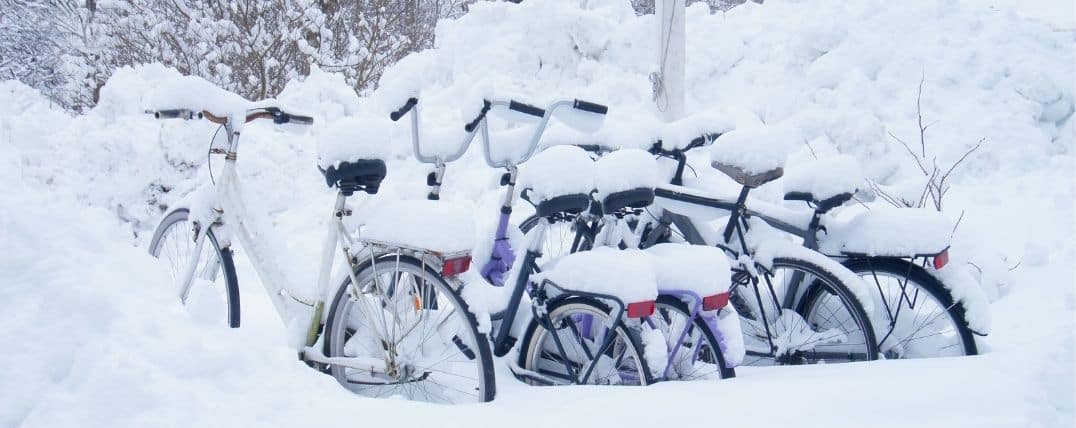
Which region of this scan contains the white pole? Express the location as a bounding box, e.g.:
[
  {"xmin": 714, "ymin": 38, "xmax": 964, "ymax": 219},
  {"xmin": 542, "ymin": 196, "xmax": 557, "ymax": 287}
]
[{"xmin": 654, "ymin": 0, "xmax": 686, "ymax": 123}]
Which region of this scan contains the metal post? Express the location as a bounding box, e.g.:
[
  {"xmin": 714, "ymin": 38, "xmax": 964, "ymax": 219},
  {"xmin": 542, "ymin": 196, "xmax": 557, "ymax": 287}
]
[{"xmin": 654, "ymin": 0, "xmax": 686, "ymax": 122}]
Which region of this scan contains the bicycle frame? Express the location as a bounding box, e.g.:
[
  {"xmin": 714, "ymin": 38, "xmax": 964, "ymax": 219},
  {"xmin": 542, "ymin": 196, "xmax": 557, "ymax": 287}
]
[{"xmin": 173, "ymin": 121, "xmax": 375, "ymax": 351}]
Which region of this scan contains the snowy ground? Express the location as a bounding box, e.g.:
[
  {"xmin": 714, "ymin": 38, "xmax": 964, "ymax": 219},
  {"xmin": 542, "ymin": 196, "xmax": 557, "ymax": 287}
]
[{"xmin": 2, "ymin": 0, "xmax": 1073, "ymax": 427}]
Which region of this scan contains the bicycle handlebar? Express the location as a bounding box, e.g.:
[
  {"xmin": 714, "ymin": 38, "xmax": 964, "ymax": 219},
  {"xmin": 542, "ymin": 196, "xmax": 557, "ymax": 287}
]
[
  {"xmin": 390, "ymin": 98, "xmax": 418, "ymax": 122},
  {"xmin": 649, "ymin": 132, "xmax": 722, "ymax": 156},
  {"xmin": 508, "ymin": 100, "xmax": 546, "ymax": 118},
  {"xmin": 151, "ymin": 109, "xmax": 203, "ymax": 120},
  {"xmin": 148, "ymin": 106, "xmax": 313, "ymax": 126},
  {"xmin": 463, "ymin": 100, "xmax": 493, "ymax": 133},
  {"xmin": 573, "ymin": 99, "xmax": 608, "ymax": 114},
  {"xmin": 389, "ymin": 96, "xmax": 608, "ymax": 167}
]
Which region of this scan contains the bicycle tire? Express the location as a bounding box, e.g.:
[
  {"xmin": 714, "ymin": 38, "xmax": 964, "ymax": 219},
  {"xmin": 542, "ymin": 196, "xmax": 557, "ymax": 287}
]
[
  {"xmin": 843, "ymin": 257, "xmax": 977, "ymax": 357},
  {"xmin": 651, "ymin": 295, "xmax": 735, "ymax": 380},
  {"xmin": 323, "ymin": 253, "xmax": 495, "ymax": 403},
  {"xmin": 148, "ymin": 208, "xmax": 241, "ymax": 328},
  {"xmin": 517, "ymin": 296, "xmax": 655, "ymax": 386},
  {"xmin": 736, "ymin": 256, "xmax": 879, "ymax": 365}
]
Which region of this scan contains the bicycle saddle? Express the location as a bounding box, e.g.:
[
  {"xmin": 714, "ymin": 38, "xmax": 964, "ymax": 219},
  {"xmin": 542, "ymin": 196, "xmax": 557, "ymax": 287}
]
[
  {"xmin": 598, "ymin": 188, "xmax": 654, "ymax": 215},
  {"xmin": 522, "ymin": 190, "xmax": 592, "ymax": 217},
  {"xmin": 708, "ymin": 125, "xmax": 797, "ymax": 188},
  {"xmin": 593, "ymin": 149, "xmax": 658, "ymax": 215},
  {"xmin": 711, "ymin": 162, "xmax": 784, "ymax": 188},
  {"xmin": 320, "ymin": 159, "xmax": 387, "ymax": 195},
  {"xmin": 781, "ymin": 155, "xmax": 863, "ymax": 212}
]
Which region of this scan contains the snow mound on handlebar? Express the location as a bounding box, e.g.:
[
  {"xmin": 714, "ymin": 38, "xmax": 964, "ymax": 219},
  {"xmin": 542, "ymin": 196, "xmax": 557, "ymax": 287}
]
[
  {"xmin": 710, "ymin": 125, "xmax": 800, "ymax": 175},
  {"xmin": 594, "ymin": 149, "xmax": 658, "ymax": 198},
  {"xmin": 782, "ymin": 155, "xmax": 864, "ymax": 201},
  {"xmin": 518, "ymin": 145, "xmax": 594, "ymax": 202},
  {"xmin": 658, "ymin": 109, "xmax": 742, "ymax": 150},
  {"xmin": 535, "ymin": 247, "xmax": 659, "ymax": 304},
  {"xmin": 646, "ymin": 244, "xmax": 732, "ymax": 296},
  {"xmin": 316, "ymin": 115, "xmax": 394, "ymax": 169},
  {"xmin": 149, "ymin": 75, "xmax": 261, "ymax": 125}
]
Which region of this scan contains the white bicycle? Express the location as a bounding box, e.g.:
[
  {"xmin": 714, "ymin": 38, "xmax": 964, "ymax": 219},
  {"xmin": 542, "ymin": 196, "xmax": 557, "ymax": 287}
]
[{"xmin": 146, "ymin": 92, "xmax": 494, "ymax": 404}]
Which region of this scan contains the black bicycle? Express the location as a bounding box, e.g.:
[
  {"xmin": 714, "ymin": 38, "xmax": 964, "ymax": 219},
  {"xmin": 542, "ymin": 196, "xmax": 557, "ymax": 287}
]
[
  {"xmin": 524, "ymin": 135, "xmax": 880, "ymax": 366},
  {"xmin": 525, "ymin": 131, "xmax": 978, "ymax": 360}
]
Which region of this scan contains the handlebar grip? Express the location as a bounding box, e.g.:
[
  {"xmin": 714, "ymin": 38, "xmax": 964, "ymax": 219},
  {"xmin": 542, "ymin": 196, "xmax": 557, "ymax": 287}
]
[
  {"xmin": 390, "ymin": 97, "xmax": 418, "ymax": 121},
  {"xmin": 288, "ymin": 114, "xmax": 314, "ymax": 125},
  {"xmin": 572, "ymin": 99, "xmax": 608, "ymax": 115},
  {"xmin": 508, "ymin": 100, "xmax": 546, "ymax": 118},
  {"xmin": 154, "ymin": 109, "xmax": 201, "ymax": 120},
  {"xmin": 464, "ymin": 100, "xmax": 492, "ymax": 133}
]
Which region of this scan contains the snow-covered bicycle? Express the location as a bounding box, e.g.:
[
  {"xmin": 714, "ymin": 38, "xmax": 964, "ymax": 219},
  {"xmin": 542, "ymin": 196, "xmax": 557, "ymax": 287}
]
[
  {"xmin": 146, "ymin": 80, "xmax": 493, "ymax": 404},
  {"xmin": 389, "ymin": 96, "xmax": 660, "ymax": 387},
  {"xmin": 523, "ymin": 128, "xmax": 881, "ymax": 366}
]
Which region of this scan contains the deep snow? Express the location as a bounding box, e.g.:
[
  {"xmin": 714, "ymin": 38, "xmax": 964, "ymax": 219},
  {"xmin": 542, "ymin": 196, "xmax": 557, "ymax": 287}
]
[{"xmin": 1, "ymin": 0, "xmax": 1073, "ymax": 427}]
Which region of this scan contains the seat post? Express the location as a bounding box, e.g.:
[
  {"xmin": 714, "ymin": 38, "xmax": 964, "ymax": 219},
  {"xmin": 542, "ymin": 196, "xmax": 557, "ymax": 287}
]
[{"xmin": 722, "ymin": 186, "xmax": 751, "ymax": 244}]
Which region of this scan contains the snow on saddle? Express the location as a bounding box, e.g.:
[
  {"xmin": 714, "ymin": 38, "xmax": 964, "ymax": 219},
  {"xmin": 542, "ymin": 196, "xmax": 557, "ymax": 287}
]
[
  {"xmin": 710, "ymin": 125, "xmax": 800, "ymax": 188},
  {"xmin": 519, "ymin": 145, "xmax": 595, "ymax": 217}
]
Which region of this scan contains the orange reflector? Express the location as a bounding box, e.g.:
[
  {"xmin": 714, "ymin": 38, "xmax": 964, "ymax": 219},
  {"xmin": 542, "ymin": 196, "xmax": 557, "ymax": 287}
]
[
  {"xmin": 933, "ymin": 249, "xmax": 949, "ymax": 270},
  {"xmin": 702, "ymin": 292, "xmax": 730, "ymax": 311},
  {"xmin": 626, "ymin": 300, "xmax": 656, "ymax": 318}
]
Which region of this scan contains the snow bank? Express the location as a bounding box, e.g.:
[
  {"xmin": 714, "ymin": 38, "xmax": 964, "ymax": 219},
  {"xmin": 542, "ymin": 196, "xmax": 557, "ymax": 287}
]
[
  {"xmin": 277, "ymin": 66, "xmax": 362, "ymax": 123},
  {"xmin": 1, "ymin": 0, "xmax": 1073, "ymax": 422}
]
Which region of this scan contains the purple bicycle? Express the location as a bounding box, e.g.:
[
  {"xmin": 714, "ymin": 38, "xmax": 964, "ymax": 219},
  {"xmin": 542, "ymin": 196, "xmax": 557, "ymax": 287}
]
[{"xmin": 390, "ymin": 96, "xmax": 661, "ymax": 387}]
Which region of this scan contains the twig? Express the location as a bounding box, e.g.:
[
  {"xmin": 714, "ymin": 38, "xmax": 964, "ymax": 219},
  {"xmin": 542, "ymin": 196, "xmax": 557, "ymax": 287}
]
[{"xmin": 951, "ymin": 209, "xmax": 965, "ymax": 236}]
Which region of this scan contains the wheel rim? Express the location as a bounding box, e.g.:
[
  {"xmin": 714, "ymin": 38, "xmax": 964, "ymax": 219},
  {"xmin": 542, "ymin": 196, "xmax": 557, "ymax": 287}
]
[
  {"xmin": 150, "ymin": 215, "xmax": 231, "ymax": 325},
  {"xmin": 862, "ymin": 271, "xmax": 967, "ymax": 358},
  {"xmin": 523, "ymin": 302, "xmax": 647, "ymax": 386},
  {"xmin": 328, "ymin": 258, "xmax": 487, "ymax": 404},
  {"xmin": 736, "ymin": 262, "xmax": 873, "ymax": 365}
]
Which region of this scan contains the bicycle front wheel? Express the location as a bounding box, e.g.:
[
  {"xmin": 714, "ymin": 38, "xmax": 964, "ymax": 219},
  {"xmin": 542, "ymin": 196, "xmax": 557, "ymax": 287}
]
[
  {"xmin": 733, "ymin": 257, "xmax": 878, "ymax": 365},
  {"xmin": 148, "ymin": 208, "xmax": 240, "ymax": 328},
  {"xmin": 323, "ymin": 254, "xmax": 495, "ymax": 404},
  {"xmin": 518, "ymin": 296, "xmax": 654, "ymax": 386},
  {"xmin": 519, "ymin": 213, "xmax": 592, "ymax": 264}
]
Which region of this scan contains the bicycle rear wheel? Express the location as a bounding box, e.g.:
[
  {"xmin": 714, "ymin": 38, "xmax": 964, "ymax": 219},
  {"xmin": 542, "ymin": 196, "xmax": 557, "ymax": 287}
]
[
  {"xmin": 324, "ymin": 253, "xmax": 495, "ymax": 404},
  {"xmin": 734, "ymin": 257, "xmax": 878, "ymax": 365},
  {"xmin": 844, "ymin": 257, "xmax": 977, "ymax": 358},
  {"xmin": 518, "ymin": 296, "xmax": 654, "ymax": 386},
  {"xmin": 148, "ymin": 208, "xmax": 240, "ymax": 328}
]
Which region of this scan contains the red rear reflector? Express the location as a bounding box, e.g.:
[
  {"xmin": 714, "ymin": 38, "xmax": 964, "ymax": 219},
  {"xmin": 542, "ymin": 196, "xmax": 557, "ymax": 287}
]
[
  {"xmin": 933, "ymin": 249, "xmax": 949, "ymax": 270},
  {"xmin": 442, "ymin": 255, "xmax": 471, "ymax": 277},
  {"xmin": 626, "ymin": 300, "xmax": 656, "ymax": 318},
  {"xmin": 702, "ymin": 292, "xmax": 730, "ymax": 311}
]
